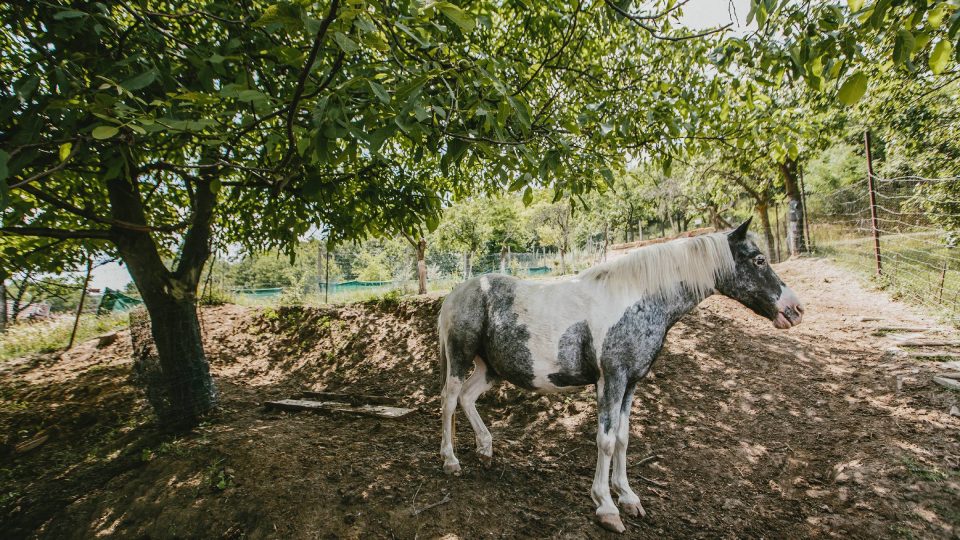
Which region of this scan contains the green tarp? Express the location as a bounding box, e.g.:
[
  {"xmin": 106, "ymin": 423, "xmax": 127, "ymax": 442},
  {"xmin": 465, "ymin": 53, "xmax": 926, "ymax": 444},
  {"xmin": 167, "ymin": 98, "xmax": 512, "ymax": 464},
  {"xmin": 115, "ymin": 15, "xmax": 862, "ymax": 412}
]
[{"xmin": 97, "ymin": 287, "xmax": 143, "ymax": 315}]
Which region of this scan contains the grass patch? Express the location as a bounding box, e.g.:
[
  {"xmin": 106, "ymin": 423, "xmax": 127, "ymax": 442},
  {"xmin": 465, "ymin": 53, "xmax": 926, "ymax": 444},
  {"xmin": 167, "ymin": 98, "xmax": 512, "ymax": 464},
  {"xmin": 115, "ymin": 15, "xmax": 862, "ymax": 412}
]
[
  {"xmin": 812, "ymin": 227, "xmax": 960, "ymax": 325},
  {"xmin": 902, "ymin": 457, "xmax": 948, "ymax": 482},
  {"xmin": 0, "ymin": 312, "xmax": 129, "ymax": 361}
]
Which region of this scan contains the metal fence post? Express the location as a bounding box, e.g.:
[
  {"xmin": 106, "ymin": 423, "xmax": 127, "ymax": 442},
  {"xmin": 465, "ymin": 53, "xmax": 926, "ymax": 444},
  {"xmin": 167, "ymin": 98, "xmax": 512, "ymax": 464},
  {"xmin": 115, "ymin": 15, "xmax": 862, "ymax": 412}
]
[{"xmin": 865, "ymin": 130, "xmax": 882, "ymax": 275}]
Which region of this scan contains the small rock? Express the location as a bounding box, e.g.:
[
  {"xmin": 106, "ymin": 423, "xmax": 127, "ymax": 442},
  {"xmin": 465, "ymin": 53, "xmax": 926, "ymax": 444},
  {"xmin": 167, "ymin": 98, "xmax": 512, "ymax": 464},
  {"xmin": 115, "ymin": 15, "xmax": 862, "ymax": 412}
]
[
  {"xmin": 949, "ymin": 406, "xmax": 960, "ymax": 417},
  {"xmin": 97, "ymin": 332, "xmax": 118, "ymax": 348}
]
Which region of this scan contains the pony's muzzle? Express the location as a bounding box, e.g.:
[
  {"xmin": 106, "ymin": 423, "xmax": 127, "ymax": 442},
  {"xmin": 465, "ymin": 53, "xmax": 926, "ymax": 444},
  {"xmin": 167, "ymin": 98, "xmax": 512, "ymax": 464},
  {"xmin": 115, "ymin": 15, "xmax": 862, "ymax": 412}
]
[{"xmin": 773, "ymin": 287, "xmax": 804, "ymax": 329}]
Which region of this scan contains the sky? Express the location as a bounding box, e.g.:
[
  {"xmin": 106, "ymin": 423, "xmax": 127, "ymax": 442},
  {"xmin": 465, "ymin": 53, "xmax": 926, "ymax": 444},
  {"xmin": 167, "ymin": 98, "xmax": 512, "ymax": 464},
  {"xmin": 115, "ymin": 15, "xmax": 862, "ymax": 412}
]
[
  {"xmin": 87, "ymin": 0, "xmax": 753, "ymax": 292},
  {"xmin": 679, "ymin": 0, "xmax": 751, "ymax": 31}
]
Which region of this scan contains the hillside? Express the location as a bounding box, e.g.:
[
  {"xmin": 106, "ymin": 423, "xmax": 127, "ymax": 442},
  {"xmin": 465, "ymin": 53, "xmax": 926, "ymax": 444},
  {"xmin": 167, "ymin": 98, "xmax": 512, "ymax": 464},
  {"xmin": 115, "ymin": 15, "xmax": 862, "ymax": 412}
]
[{"xmin": 1, "ymin": 258, "xmax": 958, "ymax": 539}]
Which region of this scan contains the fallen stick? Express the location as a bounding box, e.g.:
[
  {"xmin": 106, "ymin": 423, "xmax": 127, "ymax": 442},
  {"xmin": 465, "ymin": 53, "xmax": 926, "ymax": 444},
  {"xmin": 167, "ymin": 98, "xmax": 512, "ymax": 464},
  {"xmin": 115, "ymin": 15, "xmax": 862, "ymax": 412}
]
[
  {"xmin": 632, "ymin": 454, "xmax": 661, "ymax": 468},
  {"xmin": 637, "ymin": 475, "xmax": 668, "ymax": 488},
  {"xmin": 411, "ymin": 493, "xmax": 452, "ymax": 516},
  {"xmin": 875, "ymin": 327, "xmax": 935, "ymax": 333}
]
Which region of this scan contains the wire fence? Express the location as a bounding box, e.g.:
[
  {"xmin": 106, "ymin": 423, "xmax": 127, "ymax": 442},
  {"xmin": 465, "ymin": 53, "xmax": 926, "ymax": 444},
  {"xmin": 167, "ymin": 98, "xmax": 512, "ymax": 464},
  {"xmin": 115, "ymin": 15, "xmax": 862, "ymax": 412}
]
[
  {"xmin": 221, "ymin": 243, "xmax": 608, "ymax": 306},
  {"xmin": 806, "ymin": 142, "xmax": 960, "ymax": 323}
]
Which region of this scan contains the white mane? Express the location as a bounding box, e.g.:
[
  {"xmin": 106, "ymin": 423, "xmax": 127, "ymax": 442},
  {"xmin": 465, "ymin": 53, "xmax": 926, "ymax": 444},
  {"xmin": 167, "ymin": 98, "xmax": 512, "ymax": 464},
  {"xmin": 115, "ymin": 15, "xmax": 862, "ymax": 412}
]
[{"xmin": 581, "ymin": 232, "xmax": 735, "ymax": 300}]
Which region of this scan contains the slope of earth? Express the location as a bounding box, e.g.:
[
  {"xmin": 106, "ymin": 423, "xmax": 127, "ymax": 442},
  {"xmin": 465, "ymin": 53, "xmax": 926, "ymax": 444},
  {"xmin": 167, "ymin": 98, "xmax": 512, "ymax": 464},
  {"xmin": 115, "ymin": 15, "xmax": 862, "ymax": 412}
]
[{"xmin": 0, "ymin": 257, "xmax": 958, "ymax": 539}]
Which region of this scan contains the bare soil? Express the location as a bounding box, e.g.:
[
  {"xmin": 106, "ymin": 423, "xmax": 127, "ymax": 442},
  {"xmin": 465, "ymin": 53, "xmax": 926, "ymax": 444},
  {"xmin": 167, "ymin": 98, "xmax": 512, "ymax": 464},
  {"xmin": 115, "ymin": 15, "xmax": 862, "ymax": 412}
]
[{"xmin": 1, "ymin": 258, "xmax": 958, "ymax": 539}]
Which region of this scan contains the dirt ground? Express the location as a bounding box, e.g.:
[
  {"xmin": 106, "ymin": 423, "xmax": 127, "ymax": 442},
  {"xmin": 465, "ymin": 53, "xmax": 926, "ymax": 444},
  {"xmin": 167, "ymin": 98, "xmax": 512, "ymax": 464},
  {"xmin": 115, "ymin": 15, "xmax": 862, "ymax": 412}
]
[{"xmin": 1, "ymin": 257, "xmax": 958, "ymax": 539}]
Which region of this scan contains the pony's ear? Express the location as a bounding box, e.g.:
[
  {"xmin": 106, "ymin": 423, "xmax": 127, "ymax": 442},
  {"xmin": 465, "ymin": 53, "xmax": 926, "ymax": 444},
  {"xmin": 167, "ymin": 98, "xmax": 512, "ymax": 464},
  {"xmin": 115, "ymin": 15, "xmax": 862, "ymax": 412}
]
[{"xmin": 728, "ymin": 217, "xmax": 752, "ymax": 242}]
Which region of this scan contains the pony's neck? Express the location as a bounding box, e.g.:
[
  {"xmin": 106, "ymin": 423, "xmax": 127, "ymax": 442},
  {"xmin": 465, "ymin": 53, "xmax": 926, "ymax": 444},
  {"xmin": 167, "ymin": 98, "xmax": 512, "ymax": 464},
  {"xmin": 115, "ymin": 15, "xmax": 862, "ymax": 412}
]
[{"xmin": 635, "ymin": 283, "xmax": 711, "ymax": 329}]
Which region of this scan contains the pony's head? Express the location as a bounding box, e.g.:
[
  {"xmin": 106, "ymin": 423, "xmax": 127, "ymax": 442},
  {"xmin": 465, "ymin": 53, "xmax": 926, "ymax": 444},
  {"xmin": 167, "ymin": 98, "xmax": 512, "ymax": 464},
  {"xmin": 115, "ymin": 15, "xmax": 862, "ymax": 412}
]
[{"xmin": 715, "ymin": 218, "xmax": 804, "ymax": 329}]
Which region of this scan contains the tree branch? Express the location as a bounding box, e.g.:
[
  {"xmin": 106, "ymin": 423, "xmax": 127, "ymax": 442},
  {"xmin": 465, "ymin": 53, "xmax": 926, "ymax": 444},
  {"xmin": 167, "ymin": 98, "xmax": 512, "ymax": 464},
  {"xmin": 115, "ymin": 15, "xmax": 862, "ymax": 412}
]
[
  {"xmin": 8, "ymin": 141, "xmax": 82, "ymax": 189},
  {"xmin": 1, "ymin": 227, "xmax": 113, "ymax": 240},
  {"xmin": 605, "ymin": 0, "xmax": 731, "ymax": 41},
  {"xmin": 283, "ymin": 0, "xmax": 340, "ymax": 168}
]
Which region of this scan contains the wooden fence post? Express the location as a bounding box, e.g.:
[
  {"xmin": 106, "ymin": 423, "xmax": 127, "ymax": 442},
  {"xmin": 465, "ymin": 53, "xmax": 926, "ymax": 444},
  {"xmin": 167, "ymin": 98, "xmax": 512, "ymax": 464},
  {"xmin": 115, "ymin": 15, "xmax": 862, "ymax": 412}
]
[
  {"xmin": 324, "ymin": 244, "xmax": 331, "ymax": 304},
  {"xmin": 773, "ymin": 201, "xmax": 783, "ymax": 263},
  {"xmin": 938, "ymin": 259, "xmax": 948, "ymax": 304},
  {"xmin": 865, "ymin": 130, "xmax": 882, "ymax": 275},
  {"xmin": 799, "ymin": 165, "xmax": 813, "ymax": 251},
  {"xmin": 67, "ymin": 257, "xmax": 93, "ymax": 350}
]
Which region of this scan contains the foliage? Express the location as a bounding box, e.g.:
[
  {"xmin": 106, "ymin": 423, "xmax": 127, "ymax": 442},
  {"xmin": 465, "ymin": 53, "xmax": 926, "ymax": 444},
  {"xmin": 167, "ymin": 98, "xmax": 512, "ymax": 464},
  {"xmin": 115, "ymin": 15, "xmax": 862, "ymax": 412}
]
[{"xmin": 0, "ymin": 312, "xmax": 128, "ymax": 361}]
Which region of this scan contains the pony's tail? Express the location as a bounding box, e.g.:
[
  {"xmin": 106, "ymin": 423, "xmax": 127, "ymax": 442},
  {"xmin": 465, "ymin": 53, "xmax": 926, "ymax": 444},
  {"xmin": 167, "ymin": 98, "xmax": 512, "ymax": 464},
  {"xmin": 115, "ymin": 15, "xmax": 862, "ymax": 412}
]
[{"xmin": 438, "ymin": 319, "xmax": 447, "ymax": 392}]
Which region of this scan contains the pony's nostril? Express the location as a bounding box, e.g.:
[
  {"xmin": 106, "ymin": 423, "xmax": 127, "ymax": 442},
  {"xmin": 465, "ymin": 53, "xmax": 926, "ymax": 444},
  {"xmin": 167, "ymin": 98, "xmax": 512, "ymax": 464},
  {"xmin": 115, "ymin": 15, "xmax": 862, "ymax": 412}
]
[{"xmin": 796, "ymin": 304, "xmax": 805, "ymax": 314}]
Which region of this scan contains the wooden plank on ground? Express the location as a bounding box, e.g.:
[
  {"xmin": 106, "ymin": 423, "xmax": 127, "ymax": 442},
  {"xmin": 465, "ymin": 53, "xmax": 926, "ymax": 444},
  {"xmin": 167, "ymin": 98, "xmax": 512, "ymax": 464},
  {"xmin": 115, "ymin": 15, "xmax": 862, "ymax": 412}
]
[
  {"xmin": 265, "ymin": 399, "xmax": 416, "ymax": 419},
  {"xmin": 876, "ymin": 327, "xmax": 935, "ymax": 333},
  {"xmin": 300, "ymin": 391, "xmax": 398, "ymax": 406},
  {"xmin": 896, "ymin": 340, "xmax": 960, "ymax": 348},
  {"xmin": 933, "ymin": 376, "xmax": 960, "ymax": 391},
  {"xmin": 909, "ymin": 352, "xmax": 960, "ymax": 359}
]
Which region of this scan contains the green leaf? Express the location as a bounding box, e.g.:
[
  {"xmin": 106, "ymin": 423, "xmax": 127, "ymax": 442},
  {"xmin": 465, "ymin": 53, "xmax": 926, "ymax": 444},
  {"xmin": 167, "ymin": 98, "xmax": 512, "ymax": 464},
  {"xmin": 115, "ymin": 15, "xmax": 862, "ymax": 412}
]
[
  {"xmin": 59, "ymin": 142, "xmax": 72, "ymax": 162},
  {"xmin": 53, "ymin": 9, "xmax": 87, "ymax": 20},
  {"xmin": 368, "ymin": 81, "xmax": 391, "ymax": 105},
  {"xmin": 209, "ymin": 178, "xmax": 222, "ymax": 194},
  {"xmin": 253, "ymin": 2, "xmax": 303, "ymax": 32},
  {"xmin": 837, "ymin": 72, "xmax": 868, "ymax": 105},
  {"xmin": 928, "ymin": 3, "xmax": 950, "ymax": 28},
  {"xmin": 787, "ymin": 142, "xmax": 799, "ymax": 161},
  {"xmin": 366, "ymin": 126, "xmax": 395, "ymax": 155},
  {"xmin": 892, "ymin": 30, "xmax": 916, "ymax": 64},
  {"xmin": 522, "ymin": 186, "xmax": 533, "ymax": 206},
  {"xmin": 600, "ymin": 168, "xmax": 615, "ymax": 188},
  {"xmin": 333, "ymin": 32, "xmax": 359, "ymax": 53},
  {"xmin": 930, "ymin": 39, "xmax": 953, "ymax": 74},
  {"xmin": 425, "ymin": 213, "xmax": 440, "ymax": 233},
  {"xmin": 92, "ymin": 125, "xmax": 120, "ymax": 139},
  {"xmin": 847, "ymin": 0, "xmax": 864, "ymax": 12},
  {"xmin": 15, "ymin": 75, "xmax": 40, "ymax": 99},
  {"xmin": 120, "ymin": 70, "xmax": 157, "ymax": 91},
  {"xmin": 439, "ymin": 4, "xmax": 476, "ymax": 33},
  {"xmin": 237, "ymin": 89, "xmax": 267, "ymax": 102}
]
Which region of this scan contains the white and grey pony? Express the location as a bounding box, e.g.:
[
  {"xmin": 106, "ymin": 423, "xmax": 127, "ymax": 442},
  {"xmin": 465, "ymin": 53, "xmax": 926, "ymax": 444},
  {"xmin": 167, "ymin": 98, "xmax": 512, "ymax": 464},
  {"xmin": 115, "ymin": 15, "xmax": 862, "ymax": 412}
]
[{"xmin": 437, "ymin": 219, "xmax": 803, "ymax": 533}]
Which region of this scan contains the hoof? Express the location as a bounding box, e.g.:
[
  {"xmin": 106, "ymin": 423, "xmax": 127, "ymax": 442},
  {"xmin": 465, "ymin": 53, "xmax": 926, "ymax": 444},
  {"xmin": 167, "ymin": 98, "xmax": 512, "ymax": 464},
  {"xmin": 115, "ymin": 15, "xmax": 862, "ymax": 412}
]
[
  {"xmin": 478, "ymin": 454, "xmax": 493, "ymax": 468},
  {"xmin": 620, "ymin": 501, "xmax": 646, "ymax": 518},
  {"xmin": 597, "ymin": 513, "xmax": 626, "ymax": 533},
  {"xmin": 443, "ymin": 462, "xmax": 461, "ymax": 476}
]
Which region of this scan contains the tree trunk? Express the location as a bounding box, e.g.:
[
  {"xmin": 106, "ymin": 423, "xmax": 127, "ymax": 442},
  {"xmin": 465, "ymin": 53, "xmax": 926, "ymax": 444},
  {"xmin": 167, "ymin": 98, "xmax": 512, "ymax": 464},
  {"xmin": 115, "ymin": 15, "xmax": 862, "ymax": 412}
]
[
  {"xmin": 603, "ymin": 223, "xmax": 609, "ymax": 262},
  {"xmin": 0, "ymin": 269, "xmax": 7, "ymax": 332},
  {"xmin": 106, "ymin": 156, "xmax": 218, "ymax": 430},
  {"xmin": 416, "ymin": 238, "xmax": 427, "ymax": 294},
  {"xmin": 133, "ymin": 293, "xmax": 217, "ymax": 429},
  {"xmin": 781, "ymin": 159, "xmax": 807, "ymax": 256},
  {"xmin": 463, "ymin": 252, "xmax": 472, "ymax": 279},
  {"xmin": 756, "ymin": 200, "xmax": 776, "ymax": 259},
  {"xmin": 559, "ymin": 248, "xmax": 566, "ymax": 275},
  {"xmin": 499, "ymin": 245, "xmax": 508, "ymax": 274}
]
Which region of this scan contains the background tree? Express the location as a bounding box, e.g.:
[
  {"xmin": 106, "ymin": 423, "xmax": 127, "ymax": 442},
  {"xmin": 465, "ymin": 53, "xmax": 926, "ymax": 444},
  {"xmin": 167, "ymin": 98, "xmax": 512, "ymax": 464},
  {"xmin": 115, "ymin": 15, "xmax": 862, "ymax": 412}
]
[
  {"xmin": 526, "ymin": 194, "xmax": 575, "ymax": 274},
  {"xmin": 435, "ymin": 199, "xmax": 492, "ymax": 279}
]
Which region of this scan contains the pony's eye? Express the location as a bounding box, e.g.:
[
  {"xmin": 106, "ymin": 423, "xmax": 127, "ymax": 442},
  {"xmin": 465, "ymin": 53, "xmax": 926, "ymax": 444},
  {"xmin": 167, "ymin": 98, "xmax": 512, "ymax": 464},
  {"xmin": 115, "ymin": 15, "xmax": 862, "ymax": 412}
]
[{"xmin": 754, "ymin": 256, "xmax": 766, "ymax": 267}]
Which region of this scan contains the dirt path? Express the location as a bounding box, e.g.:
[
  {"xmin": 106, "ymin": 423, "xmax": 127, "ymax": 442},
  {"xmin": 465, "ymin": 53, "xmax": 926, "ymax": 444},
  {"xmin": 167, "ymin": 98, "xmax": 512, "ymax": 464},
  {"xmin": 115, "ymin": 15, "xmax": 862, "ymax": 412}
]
[{"xmin": 1, "ymin": 258, "xmax": 958, "ymax": 539}]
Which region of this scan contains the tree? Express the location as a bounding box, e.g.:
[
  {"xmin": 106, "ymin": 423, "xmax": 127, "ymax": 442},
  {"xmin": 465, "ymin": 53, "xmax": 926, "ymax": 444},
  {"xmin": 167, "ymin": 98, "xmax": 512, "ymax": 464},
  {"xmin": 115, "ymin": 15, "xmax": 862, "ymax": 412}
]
[
  {"xmin": 484, "ymin": 196, "xmax": 531, "ymax": 273},
  {"xmin": 0, "ymin": 0, "xmax": 745, "ymax": 428},
  {"xmin": 435, "ymin": 199, "xmax": 492, "ymax": 279},
  {"xmin": 527, "ymin": 194, "xmax": 575, "ymax": 274}
]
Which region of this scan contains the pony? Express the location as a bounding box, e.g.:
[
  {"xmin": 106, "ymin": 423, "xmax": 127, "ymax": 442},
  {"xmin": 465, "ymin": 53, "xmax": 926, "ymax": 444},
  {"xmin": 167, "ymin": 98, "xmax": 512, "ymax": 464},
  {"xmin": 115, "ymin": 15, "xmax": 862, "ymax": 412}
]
[{"xmin": 437, "ymin": 219, "xmax": 804, "ymax": 533}]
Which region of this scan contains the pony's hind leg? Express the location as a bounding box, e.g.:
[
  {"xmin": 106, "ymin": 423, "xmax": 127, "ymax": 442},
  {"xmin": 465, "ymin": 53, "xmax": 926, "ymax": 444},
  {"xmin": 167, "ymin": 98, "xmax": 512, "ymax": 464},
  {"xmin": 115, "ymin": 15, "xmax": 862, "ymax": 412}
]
[
  {"xmin": 592, "ymin": 374, "xmax": 629, "ymax": 533},
  {"xmin": 440, "ymin": 374, "xmax": 464, "ymax": 475},
  {"xmin": 611, "ymin": 382, "xmax": 645, "ymax": 518},
  {"xmin": 459, "ymin": 357, "xmax": 496, "ymax": 467}
]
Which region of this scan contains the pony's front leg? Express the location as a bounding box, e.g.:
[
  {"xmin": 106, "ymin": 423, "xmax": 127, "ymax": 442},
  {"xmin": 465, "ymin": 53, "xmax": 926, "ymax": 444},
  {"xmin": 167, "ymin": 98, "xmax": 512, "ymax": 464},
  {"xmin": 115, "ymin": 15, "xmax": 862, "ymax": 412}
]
[
  {"xmin": 611, "ymin": 383, "xmax": 645, "ymax": 518},
  {"xmin": 591, "ymin": 375, "xmax": 627, "ymax": 533}
]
